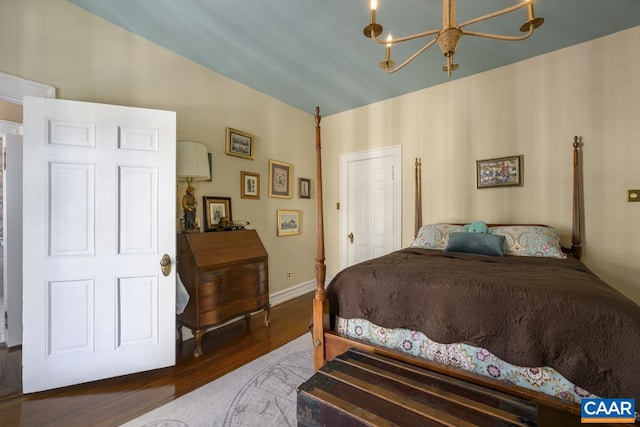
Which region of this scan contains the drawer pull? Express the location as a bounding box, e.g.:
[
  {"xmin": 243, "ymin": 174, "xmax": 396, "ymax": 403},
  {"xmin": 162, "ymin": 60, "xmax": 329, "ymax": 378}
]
[{"xmin": 215, "ymin": 297, "xmax": 223, "ymax": 306}]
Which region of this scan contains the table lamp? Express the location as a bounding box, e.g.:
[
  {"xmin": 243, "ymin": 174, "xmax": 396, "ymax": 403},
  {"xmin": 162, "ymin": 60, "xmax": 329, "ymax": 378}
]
[{"xmin": 177, "ymin": 140, "xmax": 210, "ymax": 232}]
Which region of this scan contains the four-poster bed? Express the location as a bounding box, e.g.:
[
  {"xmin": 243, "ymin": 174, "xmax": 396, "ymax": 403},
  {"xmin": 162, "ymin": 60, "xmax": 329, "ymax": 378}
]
[{"xmin": 311, "ymin": 107, "xmax": 640, "ymax": 420}]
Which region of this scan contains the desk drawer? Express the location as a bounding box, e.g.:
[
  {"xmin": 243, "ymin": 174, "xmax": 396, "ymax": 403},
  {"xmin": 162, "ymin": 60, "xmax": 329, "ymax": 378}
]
[
  {"xmin": 198, "ymin": 262, "xmax": 267, "ymax": 296},
  {"xmin": 199, "ymin": 294, "xmax": 269, "ymax": 325},
  {"xmin": 199, "ymin": 283, "xmax": 267, "ymax": 311}
]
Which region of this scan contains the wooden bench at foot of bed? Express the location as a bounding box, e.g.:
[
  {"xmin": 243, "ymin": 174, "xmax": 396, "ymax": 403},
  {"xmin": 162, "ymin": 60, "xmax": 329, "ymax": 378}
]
[
  {"xmin": 307, "ymin": 333, "xmax": 615, "ymax": 426},
  {"xmin": 297, "ymin": 347, "xmax": 539, "ymax": 427}
]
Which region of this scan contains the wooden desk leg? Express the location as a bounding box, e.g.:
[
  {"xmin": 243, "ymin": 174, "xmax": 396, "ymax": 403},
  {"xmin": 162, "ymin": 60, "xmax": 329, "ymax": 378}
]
[
  {"xmin": 194, "ymin": 329, "xmax": 205, "ymax": 358},
  {"xmin": 263, "ymin": 305, "xmax": 271, "ymax": 328}
]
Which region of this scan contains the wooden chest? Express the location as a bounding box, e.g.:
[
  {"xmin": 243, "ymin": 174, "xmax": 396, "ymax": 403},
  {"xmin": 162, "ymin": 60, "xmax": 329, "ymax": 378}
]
[
  {"xmin": 177, "ymin": 230, "xmax": 270, "ymax": 357},
  {"xmin": 297, "ymin": 348, "xmax": 538, "ymax": 427}
]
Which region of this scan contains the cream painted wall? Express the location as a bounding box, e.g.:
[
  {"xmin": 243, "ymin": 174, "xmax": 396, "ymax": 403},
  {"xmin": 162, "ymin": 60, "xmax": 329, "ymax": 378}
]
[
  {"xmin": 323, "ymin": 26, "xmax": 640, "ymax": 305},
  {"xmin": 2, "ymin": 0, "xmax": 638, "ymax": 305},
  {"xmin": 0, "ymin": 0, "xmax": 317, "ymax": 294}
]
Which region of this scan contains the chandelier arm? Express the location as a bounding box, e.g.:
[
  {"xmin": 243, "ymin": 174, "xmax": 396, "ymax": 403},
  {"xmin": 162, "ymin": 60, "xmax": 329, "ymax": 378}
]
[
  {"xmin": 458, "ymin": 0, "xmax": 533, "ymax": 29},
  {"xmin": 365, "ymin": 0, "xmax": 542, "ymax": 75},
  {"xmin": 463, "ymin": 25, "xmax": 534, "ymax": 42},
  {"xmin": 382, "ymin": 38, "xmax": 439, "ymax": 74},
  {"xmin": 371, "ymin": 28, "xmax": 441, "ymax": 45}
]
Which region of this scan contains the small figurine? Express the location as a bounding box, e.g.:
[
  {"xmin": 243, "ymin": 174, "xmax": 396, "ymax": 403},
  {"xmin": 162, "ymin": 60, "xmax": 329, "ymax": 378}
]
[{"xmin": 182, "ymin": 186, "xmax": 198, "ymax": 232}]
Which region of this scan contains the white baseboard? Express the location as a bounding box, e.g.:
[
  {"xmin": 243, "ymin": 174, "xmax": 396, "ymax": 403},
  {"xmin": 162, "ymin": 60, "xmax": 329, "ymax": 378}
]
[
  {"xmin": 269, "ymin": 279, "xmax": 316, "ymax": 306},
  {"xmin": 179, "ymin": 278, "xmax": 330, "ymax": 341}
]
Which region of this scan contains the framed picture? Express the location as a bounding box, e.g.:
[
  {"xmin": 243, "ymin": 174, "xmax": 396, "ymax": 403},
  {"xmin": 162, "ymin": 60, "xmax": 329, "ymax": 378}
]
[
  {"xmin": 203, "ymin": 196, "xmax": 232, "ymax": 231},
  {"xmin": 476, "ymin": 155, "xmax": 523, "ymax": 188},
  {"xmin": 225, "ymin": 127, "xmax": 255, "ymax": 160},
  {"xmin": 268, "ymin": 159, "xmax": 292, "ymax": 198},
  {"xmin": 205, "ymin": 153, "xmax": 213, "ymax": 181},
  {"xmin": 241, "ymin": 171, "xmax": 260, "ymax": 199},
  {"xmin": 298, "ymin": 178, "xmax": 311, "ymax": 199},
  {"xmin": 277, "ymin": 209, "xmax": 301, "ymax": 236}
]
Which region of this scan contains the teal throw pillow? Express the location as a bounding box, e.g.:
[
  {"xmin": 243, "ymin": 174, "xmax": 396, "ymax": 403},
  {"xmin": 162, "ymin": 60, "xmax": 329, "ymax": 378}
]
[{"xmin": 445, "ymin": 232, "xmax": 505, "ymax": 257}]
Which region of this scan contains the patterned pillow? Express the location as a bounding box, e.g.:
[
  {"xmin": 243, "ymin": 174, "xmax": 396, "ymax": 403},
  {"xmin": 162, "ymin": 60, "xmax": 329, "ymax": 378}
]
[
  {"xmin": 489, "ymin": 225, "xmax": 567, "ymax": 259},
  {"xmin": 410, "ymin": 223, "xmax": 464, "ymax": 250}
]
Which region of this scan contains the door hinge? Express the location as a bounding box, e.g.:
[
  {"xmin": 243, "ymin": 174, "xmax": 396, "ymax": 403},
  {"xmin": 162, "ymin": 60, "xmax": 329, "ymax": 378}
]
[
  {"xmin": 391, "ymin": 165, "xmax": 394, "ymax": 180},
  {"xmin": 3, "ymin": 146, "xmax": 6, "ymax": 171}
]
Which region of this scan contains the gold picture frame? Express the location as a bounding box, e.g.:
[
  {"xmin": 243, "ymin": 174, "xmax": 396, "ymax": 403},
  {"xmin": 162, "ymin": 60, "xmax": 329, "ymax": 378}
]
[
  {"xmin": 476, "ymin": 155, "xmax": 523, "ymax": 189},
  {"xmin": 240, "ymin": 171, "xmax": 260, "ymax": 199},
  {"xmin": 225, "ymin": 127, "xmax": 255, "ymax": 160},
  {"xmin": 298, "ymin": 178, "xmax": 311, "ymax": 199},
  {"xmin": 268, "ymin": 159, "xmax": 292, "ymax": 198},
  {"xmin": 203, "ymin": 196, "xmax": 232, "ymax": 231},
  {"xmin": 277, "ymin": 209, "xmax": 301, "ymax": 236}
]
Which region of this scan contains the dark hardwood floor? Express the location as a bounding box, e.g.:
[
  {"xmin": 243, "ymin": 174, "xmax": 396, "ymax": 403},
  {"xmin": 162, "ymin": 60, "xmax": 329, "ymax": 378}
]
[
  {"xmin": 0, "ymin": 342, "xmax": 21, "ymax": 401},
  {"xmin": 0, "ymin": 291, "xmax": 314, "ymax": 427}
]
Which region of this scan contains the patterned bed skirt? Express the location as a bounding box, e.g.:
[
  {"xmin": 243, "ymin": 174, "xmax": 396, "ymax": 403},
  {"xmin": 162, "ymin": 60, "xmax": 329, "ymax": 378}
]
[{"xmin": 335, "ymin": 316, "xmax": 596, "ymax": 403}]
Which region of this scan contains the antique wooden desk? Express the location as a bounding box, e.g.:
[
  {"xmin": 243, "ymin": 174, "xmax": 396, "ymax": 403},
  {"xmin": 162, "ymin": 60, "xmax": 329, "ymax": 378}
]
[{"xmin": 176, "ymin": 230, "xmax": 270, "ymax": 357}]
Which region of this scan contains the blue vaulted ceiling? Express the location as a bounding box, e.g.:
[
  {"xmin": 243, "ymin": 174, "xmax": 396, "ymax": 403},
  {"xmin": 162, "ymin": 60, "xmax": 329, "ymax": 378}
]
[{"xmin": 65, "ymin": 0, "xmax": 640, "ymax": 116}]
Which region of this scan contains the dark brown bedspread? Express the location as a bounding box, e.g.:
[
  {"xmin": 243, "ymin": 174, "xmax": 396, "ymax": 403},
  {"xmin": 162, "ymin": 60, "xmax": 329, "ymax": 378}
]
[{"xmin": 327, "ymin": 248, "xmax": 640, "ymax": 400}]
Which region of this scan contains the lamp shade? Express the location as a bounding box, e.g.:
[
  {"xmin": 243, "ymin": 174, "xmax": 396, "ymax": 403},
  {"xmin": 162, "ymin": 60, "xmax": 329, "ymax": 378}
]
[{"xmin": 177, "ymin": 140, "xmax": 210, "ymax": 182}]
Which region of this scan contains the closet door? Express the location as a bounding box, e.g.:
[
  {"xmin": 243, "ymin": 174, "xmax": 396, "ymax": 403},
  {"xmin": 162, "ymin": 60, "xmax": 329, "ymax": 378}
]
[{"xmin": 340, "ymin": 146, "xmax": 402, "ymax": 270}]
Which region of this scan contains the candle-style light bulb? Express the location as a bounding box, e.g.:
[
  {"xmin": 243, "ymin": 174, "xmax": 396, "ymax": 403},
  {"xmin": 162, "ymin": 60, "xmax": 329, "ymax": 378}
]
[
  {"xmin": 370, "ymin": 0, "xmax": 378, "ymax": 24},
  {"xmin": 385, "ymin": 32, "xmax": 393, "ymax": 62}
]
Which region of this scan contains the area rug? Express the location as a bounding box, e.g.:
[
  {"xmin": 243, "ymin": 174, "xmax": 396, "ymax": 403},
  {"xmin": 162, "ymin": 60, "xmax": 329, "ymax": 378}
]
[{"xmin": 121, "ymin": 333, "xmax": 314, "ymax": 427}]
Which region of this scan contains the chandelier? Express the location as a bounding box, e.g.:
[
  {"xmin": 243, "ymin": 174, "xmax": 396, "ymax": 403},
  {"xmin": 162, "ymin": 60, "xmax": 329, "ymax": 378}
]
[{"xmin": 364, "ymin": 0, "xmax": 544, "ymax": 76}]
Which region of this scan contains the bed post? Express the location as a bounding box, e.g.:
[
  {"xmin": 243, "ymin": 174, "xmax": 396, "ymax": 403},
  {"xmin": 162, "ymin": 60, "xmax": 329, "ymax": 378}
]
[
  {"xmin": 572, "ymin": 136, "xmax": 582, "ymax": 260},
  {"xmin": 312, "ymin": 106, "xmax": 328, "ymax": 370},
  {"xmin": 414, "ymin": 158, "xmax": 422, "ymax": 238}
]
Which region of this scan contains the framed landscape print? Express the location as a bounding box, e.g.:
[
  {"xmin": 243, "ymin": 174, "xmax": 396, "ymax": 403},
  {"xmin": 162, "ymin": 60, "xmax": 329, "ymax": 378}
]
[
  {"xmin": 240, "ymin": 171, "xmax": 260, "ymax": 199},
  {"xmin": 203, "ymin": 196, "xmax": 232, "ymax": 231},
  {"xmin": 298, "ymin": 178, "xmax": 311, "ymax": 199},
  {"xmin": 225, "ymin": 127, "xmax": 255, "ymax": 160},
  {"xmin": 476, "ymin": 155, "xmax": 523, "ymax": 188},
  {"xmin": 277, "ymin": 209, "xmax": 301, "ymax": 236},
  {"xmin": 268, "ymin": 159, "xmax": 292, "ymax": 198}
]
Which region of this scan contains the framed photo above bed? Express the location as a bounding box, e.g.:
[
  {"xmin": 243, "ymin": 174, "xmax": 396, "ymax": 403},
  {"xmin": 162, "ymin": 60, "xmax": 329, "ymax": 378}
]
[{"xmin": 476, "ymin": 155, "xmax": 523, "ymax": 188}]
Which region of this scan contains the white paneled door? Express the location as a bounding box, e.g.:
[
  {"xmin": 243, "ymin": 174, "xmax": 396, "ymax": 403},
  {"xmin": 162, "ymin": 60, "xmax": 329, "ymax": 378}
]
[
  {"xmin": 340, "ymin": 146, "xmax": 402, "ymax": 269},
  {"xmin": 22, "ymin": 97, "xmax": 176, "ymax": 393}
]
